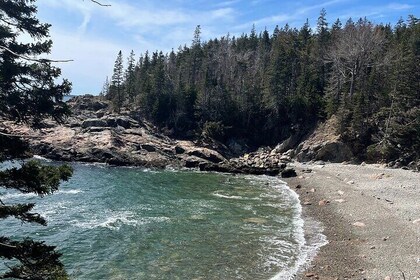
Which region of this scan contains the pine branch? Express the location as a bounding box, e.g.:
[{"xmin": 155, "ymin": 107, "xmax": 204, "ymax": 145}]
[
  {"xmin": 0, "ymin": 45, "xmax": 73, "ymax": 63},
  {"xmin": 0, "ymin": 161, "xmax": 73, "ymax": 195},
  {"xmin": 0, "ymin": 204, "xmax": 47, "ymax": 225}
]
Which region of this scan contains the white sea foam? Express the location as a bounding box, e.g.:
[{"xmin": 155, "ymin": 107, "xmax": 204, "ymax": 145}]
[
  {"xmin": 57, "ymin": 189, "xmax": 83, "ymax": 195},
  {"xmin": 267, "ymin": 181, "xmax": 328, "ymax": 280},
  {"xmin": 33, "ymin": 155, "xmax": 51, "ymax": 162},
  {"xmin": 72, "ymin": 211, "xmax": 169, "ymax": 230},
  {"xmin": 212, "ymin": 192, "xmax": 245, "ymax": 200},
  {"xmin": 0, "ymin": 188, "xmax": 82, "ymax": 202},
  {"xmin": 164, "ymin": 166, "xmax": 179, "ymax": 172},
  {"xmin": 139, "ymin": 168, "xmax": 158, "ymax": 173},
  {"xmin": 213, "ymin": 191, "xmax": 262, "ymax": 201},
  {"xmin": 36, "ymin": 201, "xmax": 70, "ymax": 220},
  {"xmin": 79, "ymin": 162, "xmax": 107, "ymax": 168},
  {"xmin": 0, "ymin": 192, "xmax": 37, "ymax": 200},
  {"xmin": 235, "ymin": 174, "xmax": 327, "ymax": 279}
]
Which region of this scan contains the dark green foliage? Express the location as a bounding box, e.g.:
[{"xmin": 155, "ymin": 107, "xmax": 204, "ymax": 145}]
[
  {"xmin": 125, "ymin": 50, "xmax": 136, "ymax": 103},
  {"xmin": 0, "ymin": 160, "xmax": 73, "ymax": 227},
  {"xmin": 0, "ymin": 134, "xmax": 29, "ymax": 159},
  {"xmin": 0, "ymin": 161, "xmax": 72, "ymax": 195},
  {"xmin": 109, "ymin": 50, "xmax": 125, "ymax": 113},
  {"xmin": 0, "ymin": 0, "xmax": 71, "ymax": 125},
  {"xmin": 1, "ymin": 1, "xmax": 74, "ymax": 278},
  {"xmin": 0, "ymin": 237, "xmax": 68, "ymax": 280},
  {"xmin": 202, "ymin": 121, "xmax": 227, "ymax": 142},
  {"xmin": 0, "ymin": 160, "xmax": 73, "ymax": 279},
  {"xmin": 102, "ymin": 13, "xmax": 419, "ymax": 161}
]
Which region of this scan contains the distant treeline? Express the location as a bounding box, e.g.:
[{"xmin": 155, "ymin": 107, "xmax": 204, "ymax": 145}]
[{"xmin": 102, "ymin": 11, "xmax": 419, "ymax": 162}]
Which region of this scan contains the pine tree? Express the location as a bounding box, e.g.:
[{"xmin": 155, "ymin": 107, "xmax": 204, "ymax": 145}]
[
  {"xmin": 110, "ymin": 50, "xmax": 125, "ymax": 113},
  {"xmin": 125, "ymin": 50, "xmax": 136, "ymax": 104},
  {"xmin": 100, "ymin": 76, "xmax": 110, "ymax": 98},
  {"xmin": 315, "ymin": 8, "xmax": 330, "ymax": 97},
  {"xmin": 0, "ymin": 1, "xmax": 73, "ymax": 278},
  {"xmin": 0, "ymin": 0, "xmax": 72, "ymax": 125}
]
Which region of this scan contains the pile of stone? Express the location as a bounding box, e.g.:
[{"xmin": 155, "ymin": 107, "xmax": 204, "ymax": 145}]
[{"xmin": 199, "ymin": 147, "xmax": 296, "ymax": 177}]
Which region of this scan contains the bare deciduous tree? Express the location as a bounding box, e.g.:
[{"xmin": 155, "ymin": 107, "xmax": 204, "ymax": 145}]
[{"xmin": 326, "ymin": 18, "xmax": 385, "ymax": 102}]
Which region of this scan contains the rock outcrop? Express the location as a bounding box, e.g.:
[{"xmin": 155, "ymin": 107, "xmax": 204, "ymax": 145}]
[
  {"xmin": 3, "ymin": 96, "xmax": 231, "ymax": 169},
  {"xmin": 2, "ymin": 95, "xmax": 299, "ymax": 176},
  {"xmin": 293, "ymin": 116, "xmax": 354, "ymax": 163},
  {"xmin": 198, "ymin": 147, "xmax": 294, "ymax": 177}
]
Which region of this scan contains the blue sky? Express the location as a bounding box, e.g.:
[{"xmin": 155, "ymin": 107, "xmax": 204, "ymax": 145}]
[{"xmin": 35, "ymin": 0, "xmax": 418, "ymax": 95}]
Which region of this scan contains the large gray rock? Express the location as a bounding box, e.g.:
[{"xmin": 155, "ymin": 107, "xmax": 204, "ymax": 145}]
[
  {"xmin": 186, "ymin": 148, "xmax": 225, "ymax": 163},
  {"xmin": 296, "ymin": 141, "xmax": 353, "ymax": 163},
  {"xmin": 69, "ymin": 95, "xmax": 108, "ymax": 111},
  {"xmin": 82, "ymin": 119, "xmax": 108, "ymax": 128},
  {"xmin": 103, "ymin": 117, "xmax": 133, "ymax": 129}
]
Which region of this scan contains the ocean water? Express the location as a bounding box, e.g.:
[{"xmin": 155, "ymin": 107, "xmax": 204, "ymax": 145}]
[{"xmin": 0, "ymin": 162, "xmax": 325, "ymax": 279}]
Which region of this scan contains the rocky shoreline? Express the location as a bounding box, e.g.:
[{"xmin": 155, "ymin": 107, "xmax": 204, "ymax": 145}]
[
  {"xmin": 3, "ymin": 95, "xmax": 418, "ymax": 174},
  {"xmin": 2, "ymin": 96, "xmax": 299, "ymax": 177}
]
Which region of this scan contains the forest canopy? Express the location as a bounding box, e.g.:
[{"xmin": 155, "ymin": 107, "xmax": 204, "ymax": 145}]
[{"xmin": 103, "ymin": 12, "xmax": 419, "ymax": 163}]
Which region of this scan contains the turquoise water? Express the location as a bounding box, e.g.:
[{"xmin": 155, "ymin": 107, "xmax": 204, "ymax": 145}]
[{"xmin": 0, "ymin": 162, "xmax": 311, "ymax": 279}]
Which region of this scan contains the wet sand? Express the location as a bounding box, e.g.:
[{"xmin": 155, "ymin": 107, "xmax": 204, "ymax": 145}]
[{"xmin": 284, "ymin": 162, "xmax": 420, "ymax": 279}]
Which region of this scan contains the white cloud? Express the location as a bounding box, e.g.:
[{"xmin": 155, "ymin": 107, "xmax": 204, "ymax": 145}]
[
  {"xmin": 233, "ymin": 0, "xmax": 345, "ymax": 30},
  {"xmin": 336, "ymin": 2, "xmax": 415, "ymax": 24},
  {"xmin": 37, "ymin": 0, "xmax": 239, "ymax": 94},
  {"xmin": 213, "ymin": 0, "xmax": 241, "ymax": 8},
  {"xmin": 386, "ymin": 3, "xmax": 414, "ymax": 10}
]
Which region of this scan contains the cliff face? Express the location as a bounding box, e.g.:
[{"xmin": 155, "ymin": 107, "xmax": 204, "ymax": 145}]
[
  {"xmin": 3, "ymin": 96, "xmax": 225, "ymax": 168},
  {"xmin": 2, "ymin": 96, "xmax": 297, "ymax": 175}
]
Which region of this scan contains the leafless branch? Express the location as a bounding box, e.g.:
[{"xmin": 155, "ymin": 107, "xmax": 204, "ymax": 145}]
[
  {"xmin": 0, "ymin": 46, "xmax": 73, "ymax": 63},
  {"xmin": 0, "ymin": 242, "xmax": 17, "ymax": 249},
  {"xmin": 89, "ymin": 0, "xmax": 111, "ymax": 6}
]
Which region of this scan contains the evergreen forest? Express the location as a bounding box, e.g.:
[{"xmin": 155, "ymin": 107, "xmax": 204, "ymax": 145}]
[{"xmin": 103, "ymin": 11, "xmax": 419, "ymax": 163}]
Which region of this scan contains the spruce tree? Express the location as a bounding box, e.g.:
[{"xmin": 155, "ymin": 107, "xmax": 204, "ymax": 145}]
[
  {"xmin": 0, "ymin": 1, "xmax": 73, "ymax": 278},
  {"xmin": 100, "ymin": 76, "xmax": 110, "ymax": 98},
  {"xmin": 0, "ymin": 0, "xmax": 71, "ymax": 124},
  {"xmin": 109, "ymin": 50, "xmax": 124, "ymax": 113},
  {"xmin": 125, "ymin": 50, "xmax": 136, "ymax": 104}
]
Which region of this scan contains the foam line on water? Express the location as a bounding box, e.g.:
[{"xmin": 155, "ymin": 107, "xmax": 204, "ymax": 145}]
[
  {"xmin": 212, "ymin": 191, "xmax": 261, "ymax": 200},
  {"xmin": 269, "ymin": 181, "xmax": 328, "ymax": 280},
  {"xmin": 57, "ymin": 189, "xmax": 83, "ymax": 195},
  {"xmin": 213, "ymin": 192, "xmax": 244, "ymax": 199},
  {"xmin": 72, "ymin": 211, "xmax": 170, "ymax": 231},
  {"xmin": 0, "ymin": 192, "xmax": 37, "ymax": 200},
  {"xmin": 33, "ymin": 155, "xmax": 52, "ymax": 162}
]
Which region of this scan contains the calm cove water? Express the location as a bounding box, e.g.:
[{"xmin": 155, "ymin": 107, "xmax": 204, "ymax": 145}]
[{"xmin": 0, "ymin": 161, "xmax": 323, "ymax": 279}]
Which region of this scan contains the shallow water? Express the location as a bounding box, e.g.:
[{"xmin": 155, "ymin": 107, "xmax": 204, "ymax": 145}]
[{"xmin": 0, "ymin": 162, "xmax": 319, "ymax": 279}]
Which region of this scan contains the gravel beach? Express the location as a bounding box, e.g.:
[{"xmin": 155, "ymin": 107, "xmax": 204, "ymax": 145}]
[{"xmin": 285, "ymin": 162, "xmax": 420, "ymax": 279}]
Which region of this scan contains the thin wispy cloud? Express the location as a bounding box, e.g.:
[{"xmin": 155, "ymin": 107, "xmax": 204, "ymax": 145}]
[
  {"xmin": 234, "ymin": 0, "xmax": 346, "ymax": 30},
  {"xmin": 386, "ymin": 3, "xmax": 414, "ymax": 10},
  {"xmin": 35, "ymin": 0, "xmax": 418, "ymax": 94},
  {"xmin": 213, "ymin": 0, "xmax": 241, "ymax": 8},
  {"xmin": 336, "ymin": 2, "xmax": 416, "ymax": 23}
]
